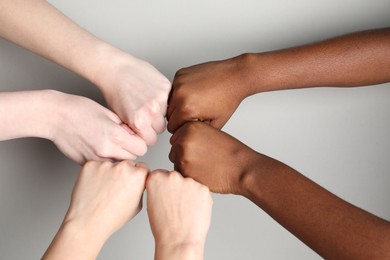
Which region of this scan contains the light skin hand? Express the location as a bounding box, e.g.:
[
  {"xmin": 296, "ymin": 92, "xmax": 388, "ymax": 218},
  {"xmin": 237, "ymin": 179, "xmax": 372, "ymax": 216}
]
[
  {"xmin": 50, "ymin": 90, "xmax": 147, "ymax": 165},
  {"xmin": 146, "ymin": 170, "xmax": 213, "ymax": 260},
  {"xmin": 42, "ymin": 160, "xmax": 149, "ymax": 260},
  {"xmin": 169, "ymin": 122, "xmax": 390, "ymax": 259},
  {"xmin": 95, "ymin": 53, "xmax": 172, "ymax": 146},
  {"xmin": 0, "ymin": 90, "xmax": 146, "ymax": 164},
  {"xmin": 0, "ymin": 0, "xmax": 171, "ymax": 146}
]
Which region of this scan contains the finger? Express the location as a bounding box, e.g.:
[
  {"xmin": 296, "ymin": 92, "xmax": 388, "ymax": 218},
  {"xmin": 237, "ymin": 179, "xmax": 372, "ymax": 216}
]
[
  {"xmin": 167, "ymin": 109, "xmax": 183, "ymax": 133},
  {"xmin": 108, "ymin": 149, "xmax": 137, "ymax": 162},
  {"xmin": 168, "ymin": 108, "xmax": 203, "ymax": 134},
  {"xmin": 137, "ymin": 125, "xmax": 158, "ymax": 146},
  {"xmin": 151, "ymin": 114, "xmax": 167, "ymax": 134},
  {"xmin": 127, "ymin": 160, "xmax": 136, "ymax": 166},
  {"xmin": 168, "ymin": 146, "xmax": 176, "ymax": 163},
  {"xmin": 121, "ymin": 123, "xmax": 136, "ymax": 135},
  {"xmin": 135, "ymin": 162, "xmax": 150, "ymax": 171},
  {"xmin": 120, "ymin": 129, "xmax": 148, "ymax": 156},
  {"xmin": 146, "ymin": 168, "xmax": 171, "ymax": 189},
  {"xmin": 166, "ymin": 97, "xmax": 175, "ymax": 120},
  {"xmin": 169, "ymin": 122, "xmax": 190, "ymax": 145},
  {"xmin": 152, "ymin": 168, "xmax": 170, "ymax": 174},
  {"xmin": 211, "ymin": 117, "xmax": 226, "ymax": 130},
  {"xmin": 105, "ymin": 107, "xmax": 122, "ymax": 124}
]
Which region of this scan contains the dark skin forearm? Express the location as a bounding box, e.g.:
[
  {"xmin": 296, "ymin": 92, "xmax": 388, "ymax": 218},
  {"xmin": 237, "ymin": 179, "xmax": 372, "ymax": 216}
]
[
  {"xmin": 170, "ymin": 122, "xmax": 390, "ymax": 259},
  {"xmin": 246, "ymin": 27, "xmax": 390, "ymax": 94},
  {"xmin": 167, "ymin": 28, "xmax": 390, "ymax": 133},
  {"xmin": 243, "ymin": 156, "xmax": 390, "ymax": 259}
]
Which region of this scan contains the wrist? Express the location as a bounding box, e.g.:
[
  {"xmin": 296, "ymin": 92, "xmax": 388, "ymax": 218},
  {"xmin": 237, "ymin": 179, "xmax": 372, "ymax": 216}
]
[
  {"xmin": 0, "ymin": 90, "xmax": 60, "ymax": 141},
  {"xmin": 240, "ymin": 51, "xmax": 306, "ymax": 94},
  {"xmin": 43, "ymin": 219, "xmax": 107, "ymax": 260},
  {"xmin": 85, "ymin": 43, "xmax": 137, "ymax": 94},
  {"xmin": 230, "ymin": 53, "xmax": 262, "ymax": 98},
  {"xmin": 38, "ymin": 90, "xmax": 69, "ymax": 142},
  {"xmin": 239, "ymin": 152, "xmax": 286, "ymax": 200},
  {"xmin": 155, "ymin": 242, "xmax": 205, "ymax": 260}
]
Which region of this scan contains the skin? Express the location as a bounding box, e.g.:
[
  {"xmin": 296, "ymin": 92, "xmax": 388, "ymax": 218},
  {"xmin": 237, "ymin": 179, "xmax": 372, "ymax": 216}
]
[
  {"xmin": 167, "ymin": 28, "xmax": 390, "ymax": 258},
  {"xmin": 146, "ymin": 170, "xmax": 213, "ymax": 260},
  {"xmin": 0, "ymin": 0, "xmax": 171, "ymax": 147},
  {"xmin": 42, "ymin": 160, "xmax": 149, "ymax": 260},
  {"xmin": 167, "ymin": 27, "xmax": 390, "ymax": 133},
  {"xmin": 169, "ymin": 122, "xmax": 390, "ymax": 259},
  {"xmin": 0, "ymin": 90, "xmax": 147, "ymax": 164}
]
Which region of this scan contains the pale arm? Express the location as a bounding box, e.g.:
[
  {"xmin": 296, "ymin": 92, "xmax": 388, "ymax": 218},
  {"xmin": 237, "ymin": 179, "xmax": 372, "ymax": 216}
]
[
  {"xmin": 0, "ymin": 0, "xmax": 109, "ymax": 82},
  {"xmin": 0, "ymin": 90, "xmax": 57, "ymax": 141},
  {"xmin": 43, "ymin": 161, "xmax": 149, "ymax": 259},
  {"xmin": 0, "ymin": 90, "xmax": 146, "ymax": 164},
  {"xmin": 0, "ymin": 0, "xmax": 171, "ymax": 145}
]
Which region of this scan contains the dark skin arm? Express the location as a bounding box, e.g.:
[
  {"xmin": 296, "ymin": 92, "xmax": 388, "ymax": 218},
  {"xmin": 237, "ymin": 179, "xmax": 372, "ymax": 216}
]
[
  {"xmin": 169, "ymin": 122, "xmax": 390, "ymax": 259},
  {"xmin": 167, "ymin": 28, "xmax": 390, "ymax": 133}
]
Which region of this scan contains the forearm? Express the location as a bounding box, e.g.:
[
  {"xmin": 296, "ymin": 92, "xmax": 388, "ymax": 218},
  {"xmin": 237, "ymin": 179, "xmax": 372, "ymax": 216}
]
[
  {"xmin": 42, "ymin": 220, "xmax": 107, "ymax": 260},
  {"xmin": 243, "ymin": 28, "xmax": 390, "ymax": 95},
  {"xmin": 242, "ymin": 154, "xmax": 390, "ymax": 259},
  {"xmin": 0, "ymin": 90, "xmax": 58, "ymax": 141},
  {"xmin": 0, "ymin": 0, "xmax": 122, "ymax": 87}
]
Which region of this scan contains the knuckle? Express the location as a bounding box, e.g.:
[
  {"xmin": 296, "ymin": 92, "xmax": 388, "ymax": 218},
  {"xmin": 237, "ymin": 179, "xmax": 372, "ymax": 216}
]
[
  {"xmin": 132, "ymin": 114, "xmax": 145, "ymax": 130},
  {"xmin": 175, "ymin": 158, "xmax": 190, "ymax": 175},
  {"xmin": 137, "ymin": 143, "xmax": 148, "ymax": 156},
  {"xmin": 84, "ymin": 160, "xmax": 97, "ymax": 168},
  {"xmin": 96, "ymin": 142, "xmax": 113, "ymax": 158},
  {"xmin": 115, "ymin": 160, "xmax": 130, "ymax": 171},
  {"xmin": 134, "ymin": 166, "xmax": 148, "ymax": 176},
  {"xmin": 110, "ymin": 127, "xmax": 124, "ymax": 144},
  {"xmin": 146, "ymin": 171, "xmax": 162, "ymax": 187},
  {"xmin": 147, "ymin": 101, "xmax": 162, "ymax": 115},
  {"xmin": 99, "ymin": 160, "xmax": 114, "ymax": 171},
  {"xmin": 179, "ymin": 103, "xmax": 198, "ymax": 119},
  {"xmin": 174, "ymin": 68, "xmax": 186, "ymax": 78}
]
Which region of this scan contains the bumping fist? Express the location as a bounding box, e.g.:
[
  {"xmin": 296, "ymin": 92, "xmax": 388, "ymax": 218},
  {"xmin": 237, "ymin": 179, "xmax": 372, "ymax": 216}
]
[
  {"xmin": 167, "ymin": 55, "xmax": 255, "ymax": 133},
  {"xmin": 169, "ymin": 122, "xmax": 259, "ymax": 194}
]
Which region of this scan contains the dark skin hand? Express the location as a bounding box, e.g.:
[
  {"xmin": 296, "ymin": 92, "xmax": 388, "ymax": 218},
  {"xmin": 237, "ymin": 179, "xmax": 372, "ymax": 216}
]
[
  {"xmin": 167, "ymin": 28, "xmax": 390, "ymax": 133},
  {"xmin": 167, "ymin": 56, "xmax": 251, "ymax": 132},
  {"xmin": 169, "ymin": 122, "xmax": 390, "ymax": 259},
  {"xmin": 169, "ymin": 120, "xmax": 259, "ymax": 194}
]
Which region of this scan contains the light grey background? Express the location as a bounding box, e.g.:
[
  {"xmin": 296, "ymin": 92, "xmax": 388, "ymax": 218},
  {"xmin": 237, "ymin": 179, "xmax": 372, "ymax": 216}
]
[{"xmin": 0, "ymin": 0, "xmax": 389, "ymax": 259}]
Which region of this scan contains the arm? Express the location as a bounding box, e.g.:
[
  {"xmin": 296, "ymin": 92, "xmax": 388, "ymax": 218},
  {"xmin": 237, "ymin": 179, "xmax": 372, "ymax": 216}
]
[
  {"xmin": 167, "ymin": 28, "xmax": 390, "ymax": 132},
  {"xmin": 146, "ymin": 170, "xmax": 213, "ymax": 260},
  {"xmin": 0, "ymin": 90, "xmax": 146, "ymax": 164},
  {"xmin": 42, "ymin": 160, "xmax": 149, "ymax": 259},
  {"xmin": 169, "ymin": 122, "xmax": 390, "ymax": 259},
  {"xmin": 0, "ymin": 0, "xmax": 171, "ymax": 145}
]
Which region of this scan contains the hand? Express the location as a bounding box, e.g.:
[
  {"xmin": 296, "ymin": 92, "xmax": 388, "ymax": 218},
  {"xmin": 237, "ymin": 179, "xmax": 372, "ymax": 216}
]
[
  {"xmin": 146, "ymin": 170, "xmax": 213, "ymax": 260},
  {"xmin": 96, "ymin": 53, "xmax": 171, "ymax": 146},
  {"xmin": 167, "ymin": 55, "xmax": 255, "ymax": 133},
  {"xmin": 66, "ymin": 161, "xmax": 149, "ymax": 237},
  {"xmin": 169, "ymin": 122, "xmax": 260, "ymax": 194},
  {"xmin": 0, "ymin": 0, "xmax": 170, "ymax": 146},
  {"xmin": 49, "ymin": 91, "xmax": 147, "ymax": 165},
  {"xmin": 43, "ymin": 161, "xmax": 149, "ymax": 259}
]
